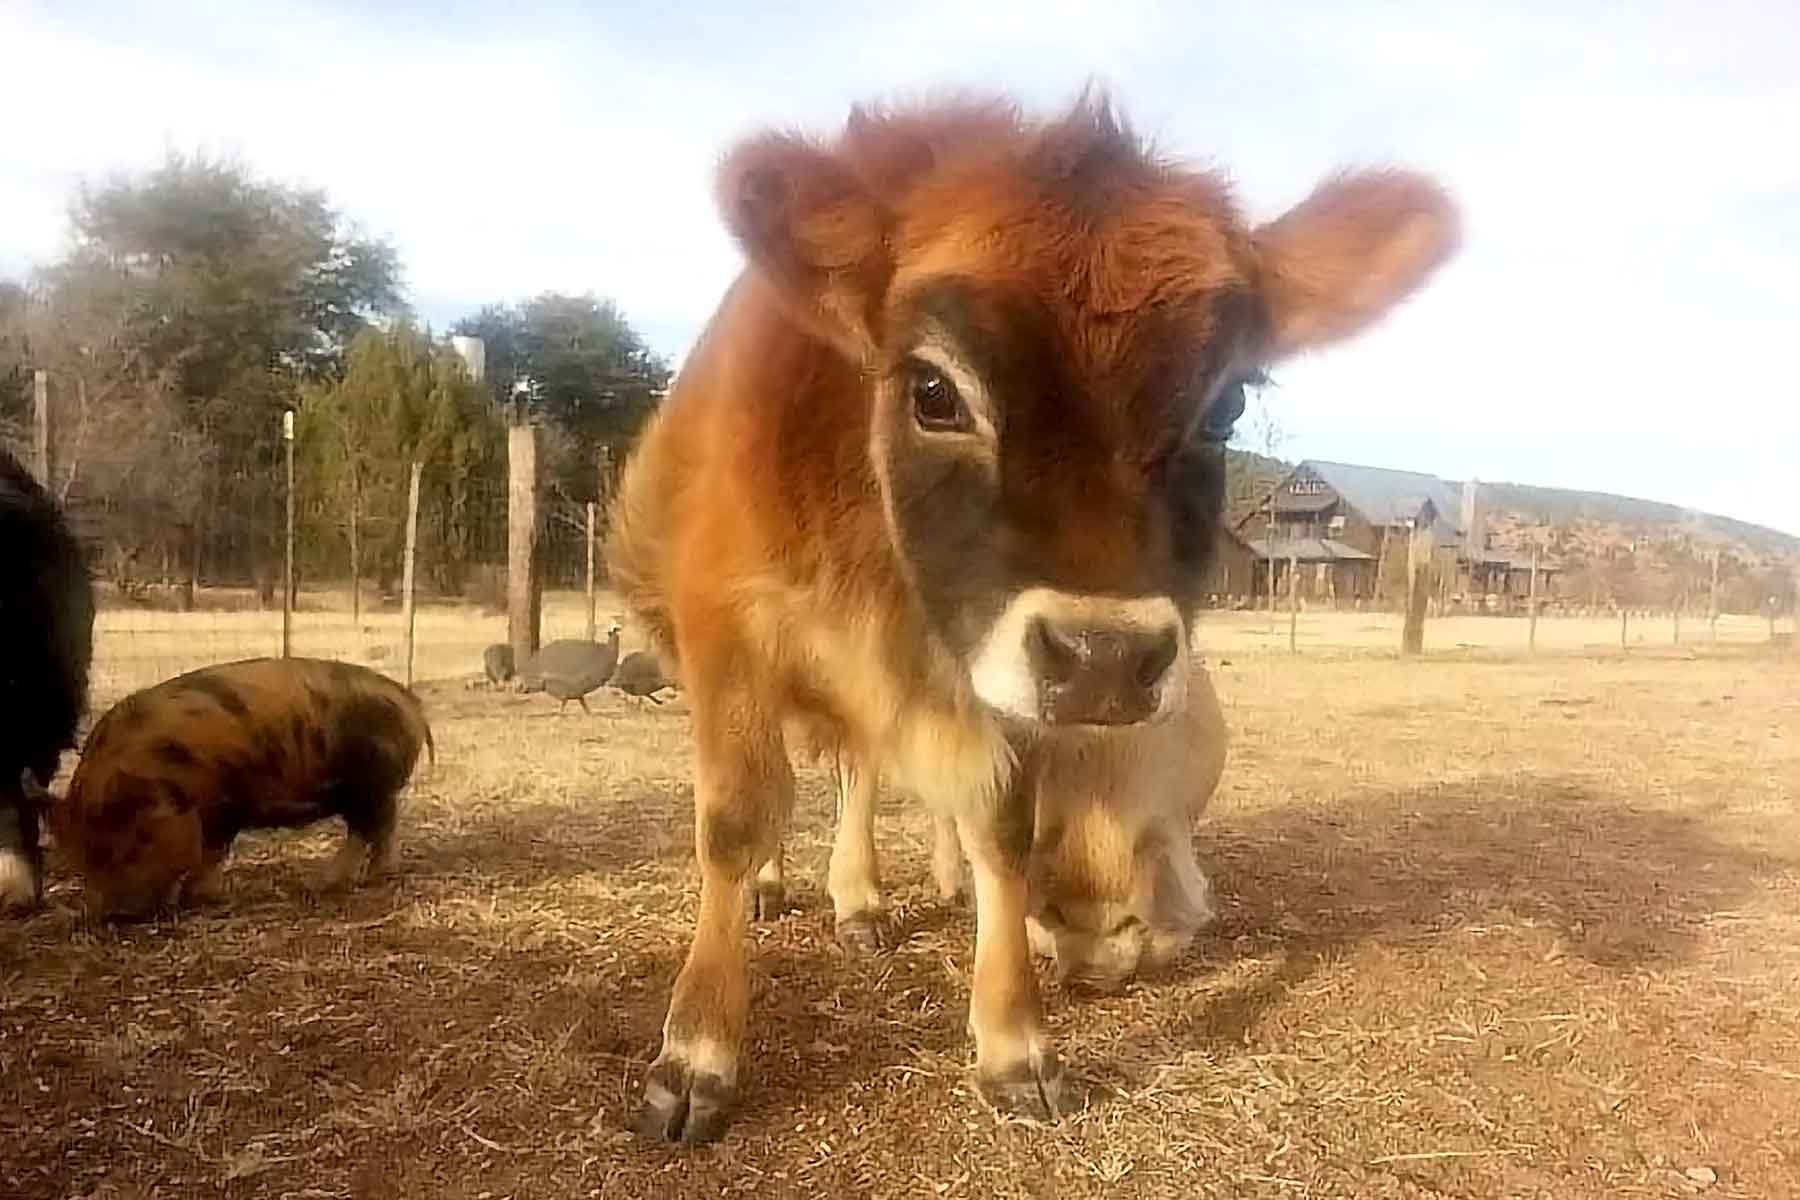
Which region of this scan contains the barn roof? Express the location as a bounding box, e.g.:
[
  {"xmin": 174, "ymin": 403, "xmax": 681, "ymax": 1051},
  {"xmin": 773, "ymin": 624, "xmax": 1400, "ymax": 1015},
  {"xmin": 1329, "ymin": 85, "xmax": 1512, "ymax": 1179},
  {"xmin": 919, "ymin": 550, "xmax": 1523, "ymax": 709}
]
[
  {"xmin": 1239, "ymin": 536, "xmax": 1376, "ymax": 563},
  {"xmin": 1302, "ymin": 459, "xmax": 1464, "ymax": 543}
]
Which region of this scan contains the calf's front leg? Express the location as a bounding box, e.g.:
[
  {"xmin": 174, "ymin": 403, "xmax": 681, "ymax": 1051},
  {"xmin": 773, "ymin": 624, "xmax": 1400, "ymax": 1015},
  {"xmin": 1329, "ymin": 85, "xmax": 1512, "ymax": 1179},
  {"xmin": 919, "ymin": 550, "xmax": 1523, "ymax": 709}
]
[
  {"xmin": 957, "ymin": 799, "xmax": 1073, "ymax": 1122},
  {"xmin": 635, "ymin": 681, "xmax": 791, "ymax": 1145}
]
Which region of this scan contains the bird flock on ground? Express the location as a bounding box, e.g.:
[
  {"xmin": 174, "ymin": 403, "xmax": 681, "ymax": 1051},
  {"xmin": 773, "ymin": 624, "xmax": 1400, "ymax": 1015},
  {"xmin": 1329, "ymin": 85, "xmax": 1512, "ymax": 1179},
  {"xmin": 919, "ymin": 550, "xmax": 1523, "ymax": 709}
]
[{"xmin": 480, "ymin": 622, "xmax": 678, "ymax": 712}]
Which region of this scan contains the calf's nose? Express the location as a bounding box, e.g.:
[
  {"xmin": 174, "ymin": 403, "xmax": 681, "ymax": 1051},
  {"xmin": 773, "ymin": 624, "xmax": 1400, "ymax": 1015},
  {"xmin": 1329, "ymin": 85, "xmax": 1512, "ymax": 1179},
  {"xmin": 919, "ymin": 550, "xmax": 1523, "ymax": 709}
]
[{"xmin": 1025, "ymin": 617, "xmax": 1180, "ymax": 725}]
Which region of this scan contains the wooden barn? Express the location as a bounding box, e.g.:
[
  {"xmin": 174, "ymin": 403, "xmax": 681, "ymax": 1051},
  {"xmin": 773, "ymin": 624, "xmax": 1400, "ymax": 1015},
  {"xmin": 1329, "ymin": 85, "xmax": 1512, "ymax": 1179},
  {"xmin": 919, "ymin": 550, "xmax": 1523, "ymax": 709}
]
[{"xmin": 1225, "ymin": 460, "xmax": 1561, "ymax": 609}]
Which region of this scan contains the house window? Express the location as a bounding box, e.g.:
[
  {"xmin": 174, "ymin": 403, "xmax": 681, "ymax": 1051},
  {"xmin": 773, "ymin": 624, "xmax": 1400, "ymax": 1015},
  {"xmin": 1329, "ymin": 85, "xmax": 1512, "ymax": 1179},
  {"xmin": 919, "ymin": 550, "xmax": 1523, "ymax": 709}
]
[{"xmin": 1289, "ymin": 478, "xmax": 1329, "ymax": 496}]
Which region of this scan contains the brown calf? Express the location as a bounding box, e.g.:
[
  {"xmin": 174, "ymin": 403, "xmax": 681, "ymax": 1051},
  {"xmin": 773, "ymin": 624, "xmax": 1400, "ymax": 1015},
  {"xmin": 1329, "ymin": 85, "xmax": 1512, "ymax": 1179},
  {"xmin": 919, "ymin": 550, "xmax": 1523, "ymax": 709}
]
[
  {"xmin": 606, "ymin": 88, "xmax": 1457, "ymax": 1142},
  {"xmin": 51, "ymin": 657, "xmax": 433, "ymax": 919},
  {"xmin": 773, "ymin": 662, "xmax": 1228, "ymax": 992}
]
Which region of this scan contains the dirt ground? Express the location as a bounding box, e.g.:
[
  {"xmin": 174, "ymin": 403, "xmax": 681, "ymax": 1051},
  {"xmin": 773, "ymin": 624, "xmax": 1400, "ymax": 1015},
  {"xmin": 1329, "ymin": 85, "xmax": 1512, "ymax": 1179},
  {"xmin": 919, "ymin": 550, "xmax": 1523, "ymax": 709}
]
[{"xmin": 3, "ymin": 604, "xmax": 1797, "ymax": 1199}]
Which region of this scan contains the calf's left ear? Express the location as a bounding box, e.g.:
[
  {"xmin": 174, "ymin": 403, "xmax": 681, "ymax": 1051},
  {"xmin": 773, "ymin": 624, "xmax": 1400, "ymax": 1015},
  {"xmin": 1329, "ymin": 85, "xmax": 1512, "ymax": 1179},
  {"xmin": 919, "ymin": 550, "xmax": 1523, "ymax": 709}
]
[
  {"xmin": 715, "ymin": 131, "xmax": 891, "ymax": 362},
  {"xmin": 1251, "ymin": 168, "xmax": 1460, "ymax": 358}
]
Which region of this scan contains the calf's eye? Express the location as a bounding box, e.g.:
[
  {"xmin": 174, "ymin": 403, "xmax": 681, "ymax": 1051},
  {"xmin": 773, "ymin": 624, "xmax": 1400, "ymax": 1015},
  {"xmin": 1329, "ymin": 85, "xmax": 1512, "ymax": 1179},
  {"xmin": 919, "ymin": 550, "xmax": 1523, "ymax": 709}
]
[
  {"xmin": 1196, "ymin": 378, "xmax": 1248, "ymax": 445},
  {"xmin": 908, "ymin": 362, "xmax": 970, "ymax": 433}
]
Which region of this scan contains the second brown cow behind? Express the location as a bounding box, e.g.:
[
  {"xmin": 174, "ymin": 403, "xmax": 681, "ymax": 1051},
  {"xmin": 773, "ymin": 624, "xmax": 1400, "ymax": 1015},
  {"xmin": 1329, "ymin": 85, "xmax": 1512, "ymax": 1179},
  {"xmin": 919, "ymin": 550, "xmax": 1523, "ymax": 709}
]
[
  {"xmin": 771, "ymin": 662, "xmax": 1230, "ymax": 993},
  {"xmin": 50, "ymin": 657, "xmax": 434, "ymax": 920}
]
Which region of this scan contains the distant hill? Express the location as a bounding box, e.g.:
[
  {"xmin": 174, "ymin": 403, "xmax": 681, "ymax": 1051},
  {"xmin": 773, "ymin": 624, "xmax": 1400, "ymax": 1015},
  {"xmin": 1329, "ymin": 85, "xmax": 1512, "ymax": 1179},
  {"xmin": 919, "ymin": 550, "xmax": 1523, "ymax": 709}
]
[
  {"xmin": 1469, "ymin": 480, "xmax": 1799, "ymax": 560},
  {"xmin": 1223, "ymin": 449, "xmax": 1799, "ymax": 611}
]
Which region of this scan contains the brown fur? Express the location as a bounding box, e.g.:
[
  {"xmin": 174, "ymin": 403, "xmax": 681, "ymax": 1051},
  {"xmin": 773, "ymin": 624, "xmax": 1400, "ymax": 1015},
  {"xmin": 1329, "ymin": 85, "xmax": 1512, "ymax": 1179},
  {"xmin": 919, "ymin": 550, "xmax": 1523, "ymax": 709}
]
[
  {"xmin": 1017, "ymin": 661, "xmax": 1228, "ymax": 989},
  {"xmin": 50, "ymin": 657, "xmax": 434, "ymax": 920},
  {"xmin": 607, "ymin": 87, "xmax": 1457, "ymax": 1143}
]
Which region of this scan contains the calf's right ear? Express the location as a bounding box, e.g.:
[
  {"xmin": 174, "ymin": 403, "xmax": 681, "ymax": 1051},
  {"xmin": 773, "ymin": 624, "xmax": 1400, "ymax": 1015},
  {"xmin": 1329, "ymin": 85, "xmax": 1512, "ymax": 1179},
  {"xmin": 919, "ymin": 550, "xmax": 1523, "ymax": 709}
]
[
  {"xmin": 1251, "ymin": 168, "xmax": 1460, "ymax": 358},
  {"xmin": 716, "ymin": 132, "xmax": 891, "ymax": 362}
]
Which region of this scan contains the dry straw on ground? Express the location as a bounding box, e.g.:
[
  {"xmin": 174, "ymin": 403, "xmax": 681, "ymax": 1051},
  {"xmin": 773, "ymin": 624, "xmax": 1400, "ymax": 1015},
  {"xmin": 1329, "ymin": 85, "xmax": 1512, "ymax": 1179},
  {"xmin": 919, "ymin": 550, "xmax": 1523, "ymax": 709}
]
[{"xmin": 2, "ymin": 600, "xmax": 1796, "ymax": 1198}]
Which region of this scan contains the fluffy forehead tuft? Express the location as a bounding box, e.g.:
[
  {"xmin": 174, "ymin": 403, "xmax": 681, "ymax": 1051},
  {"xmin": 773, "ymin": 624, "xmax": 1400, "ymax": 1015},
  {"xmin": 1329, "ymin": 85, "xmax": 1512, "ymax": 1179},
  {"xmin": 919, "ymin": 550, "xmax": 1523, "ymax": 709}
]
[{"xmin": 841, "ymin": 93, "xmax": 1257, "ymax": 374}]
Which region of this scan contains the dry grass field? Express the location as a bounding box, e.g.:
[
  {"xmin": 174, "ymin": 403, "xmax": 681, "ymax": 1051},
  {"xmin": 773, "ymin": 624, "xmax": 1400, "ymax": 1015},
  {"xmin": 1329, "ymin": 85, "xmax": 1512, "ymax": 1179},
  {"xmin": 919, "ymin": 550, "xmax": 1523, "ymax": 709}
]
[{"xmin": 3, "ymin": 595, "xmax": 1797, "ymax": 1199}]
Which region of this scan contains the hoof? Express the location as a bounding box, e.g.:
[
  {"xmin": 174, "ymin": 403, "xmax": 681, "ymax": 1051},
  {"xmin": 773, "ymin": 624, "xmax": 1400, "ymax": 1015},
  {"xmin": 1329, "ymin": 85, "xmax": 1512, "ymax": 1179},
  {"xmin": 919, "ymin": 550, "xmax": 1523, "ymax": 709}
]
[
  {"xmin": 752, "ymin": 880, "xmax": 786, "ymax": 922},
  {"xmin": 976, "ymin": 1051, "xmax": 1077, "ymax": 1124},
  {"xmin": 833, "ymin": 912, "xmax": 887, "ymax": 954},
  {"xmin": 633, "ymin": 1057, "xmax": 738, "ymax": 1145}
]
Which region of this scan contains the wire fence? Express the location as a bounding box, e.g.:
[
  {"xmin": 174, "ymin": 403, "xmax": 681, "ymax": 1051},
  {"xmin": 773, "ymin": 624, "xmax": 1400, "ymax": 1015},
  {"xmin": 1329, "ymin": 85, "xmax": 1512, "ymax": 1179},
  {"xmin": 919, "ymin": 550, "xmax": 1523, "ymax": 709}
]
[
  {"xmin": 4, "ymin": 416, "xmax": 626, "ymax": 717},
  {"xmin": 8, "ymin": 413, "xmax": 1798, "ymax": 721}
]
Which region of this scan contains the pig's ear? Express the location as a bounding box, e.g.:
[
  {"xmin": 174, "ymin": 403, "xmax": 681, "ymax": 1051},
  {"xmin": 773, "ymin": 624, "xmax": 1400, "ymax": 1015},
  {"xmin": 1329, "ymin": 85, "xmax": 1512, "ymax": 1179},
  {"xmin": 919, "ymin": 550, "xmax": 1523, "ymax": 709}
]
[
  {"xmin": 716, "ymin": 131, "xmax": 891, "ymax": 361},
  {"xmin": 1252, "ymin": 169, "xmax": 1460, "ymax": 357}
]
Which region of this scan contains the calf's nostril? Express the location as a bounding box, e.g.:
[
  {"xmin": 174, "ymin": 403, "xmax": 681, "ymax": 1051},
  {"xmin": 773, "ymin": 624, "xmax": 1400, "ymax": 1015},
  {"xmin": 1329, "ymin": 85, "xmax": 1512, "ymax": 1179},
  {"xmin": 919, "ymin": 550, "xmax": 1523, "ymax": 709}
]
[
  {"xmin": 1133, "ymin": 627, "xmax": 1179, "ymax": 692},
  {"xmin": 1026, "ymin": 617, "xmax": 1081, "ymax": 683}
]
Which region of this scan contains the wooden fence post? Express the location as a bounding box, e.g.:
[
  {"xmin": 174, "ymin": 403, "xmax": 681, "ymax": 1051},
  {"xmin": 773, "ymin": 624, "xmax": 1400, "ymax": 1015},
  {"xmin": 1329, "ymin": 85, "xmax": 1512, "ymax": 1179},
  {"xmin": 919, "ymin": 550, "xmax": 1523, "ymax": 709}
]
[
  {"xmin": 1527, "ymin": 546, "xmax": 1540, "ymax": 653},
  {"xmin": 349, "ymin": 471, "xmax": 362, "ymax": 629},
  {"xmin": 32, "ymin": 369, "xmax": 50, "ymax": 488},
  {"xmin": 1402, "ymin": 519, "xmax": 1432, "ymax": 656},
  {"xmin": 1374, "ymin": 526, "xmax": 1389, "ymax": 610},
  {"xmin": 585, "ymin": 500, "xmax": 598, "ymax": 643},
  {"xmin": 1620, "ymin": 606, "xmax": 1629, "ymax": 651},
  {"xmin": 282, "ymin": 409, "xmax": 295, "ymax": 658},
  {"xmin": 1791, "ymin": 568, "xmax": 1800, "ymax": 654},
  {"xmin": 507, "ymin": 405, "xmax": 542, "ymax": 669},
  {"xmin": 1288, "ymin": 552, "xmax": 1299, "ymax": 653},
  {"xmin": 400, "ymin": 460, "xmax": 423, "ymax": 687},
  {"xmin": 1267, "ymin": 548, "xmax": 1277, "ymax": 633},
  {"xmin": 1709, "ymin": 550, "xmax": 1719, "ymax": 642}
]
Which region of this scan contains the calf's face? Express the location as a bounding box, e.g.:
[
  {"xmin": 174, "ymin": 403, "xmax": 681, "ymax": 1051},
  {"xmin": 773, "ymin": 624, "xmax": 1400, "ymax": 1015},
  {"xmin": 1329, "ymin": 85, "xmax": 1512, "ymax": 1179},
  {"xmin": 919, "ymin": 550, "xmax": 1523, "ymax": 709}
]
[
  {"xmin": 1027, "ymin": 796, "xmax": 1217, "ymax": 992},
  {"xmin": 871, "ymin": 273, "xmax": 1236, "ymax": 730},
  {"xmin": 717, "ymin": 96, "xmax": 1458, "ymax": 730}
]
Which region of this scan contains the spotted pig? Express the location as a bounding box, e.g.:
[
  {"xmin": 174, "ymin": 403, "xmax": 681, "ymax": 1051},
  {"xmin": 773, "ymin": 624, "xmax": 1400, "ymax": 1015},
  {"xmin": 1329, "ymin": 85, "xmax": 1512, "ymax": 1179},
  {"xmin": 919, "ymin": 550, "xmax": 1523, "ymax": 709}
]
[{"xmin": 51, "ymin": 656, "xmax": 434, "ymax": 919}]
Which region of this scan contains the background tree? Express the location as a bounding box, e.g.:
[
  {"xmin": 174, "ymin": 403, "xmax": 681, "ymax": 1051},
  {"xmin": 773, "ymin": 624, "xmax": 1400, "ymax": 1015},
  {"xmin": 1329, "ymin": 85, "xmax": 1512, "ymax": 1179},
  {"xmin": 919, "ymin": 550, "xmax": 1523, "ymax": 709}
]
[
  {"xmin": 0, "ymin": 281, "xmax": 28, "ymax": 430},
  {"xmin": 452, "ymin": 292, "xmax": 671, "ymax": 505},
  {"xmin": 1602, "ymin": 547, "xmax": 1645, "ymax": 610},
  {"xmin": 0, "ymin": 151, "xmax": 403, "ymax": 599},
  {"xmin": 1224, "ymin": 373, "xmax": 1288, "ymax": 604},
  {"xmin": 297, "ymin": 323, "xmax": 502, "ymax": 599}
]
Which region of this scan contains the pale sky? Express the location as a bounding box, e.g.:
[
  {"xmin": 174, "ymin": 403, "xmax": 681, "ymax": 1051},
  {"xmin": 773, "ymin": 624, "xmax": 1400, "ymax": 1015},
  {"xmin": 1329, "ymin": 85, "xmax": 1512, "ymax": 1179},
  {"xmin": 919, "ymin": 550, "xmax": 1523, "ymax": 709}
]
[{"xmin": 4, "ymin": 0, "xmax": 1795, "ymax": 537}]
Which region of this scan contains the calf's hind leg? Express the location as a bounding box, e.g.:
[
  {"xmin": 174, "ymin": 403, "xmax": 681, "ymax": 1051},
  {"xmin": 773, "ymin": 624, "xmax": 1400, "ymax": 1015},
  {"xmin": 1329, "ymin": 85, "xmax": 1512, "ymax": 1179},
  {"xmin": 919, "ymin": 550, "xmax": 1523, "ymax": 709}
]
[
  {"xmin": 636, "ymin": 670, "xmax": 792, "ymax": 1145},
  {"xmin": 827, "ymin": 747, "xmax": 885, "ymax": 951},
  {"xmin": 752, "ymin": 842, "xmax": 784, "ymax": 919},
  {"xmin": 931, "ymin": 810, "xmax": 966, "ymax": 904}
]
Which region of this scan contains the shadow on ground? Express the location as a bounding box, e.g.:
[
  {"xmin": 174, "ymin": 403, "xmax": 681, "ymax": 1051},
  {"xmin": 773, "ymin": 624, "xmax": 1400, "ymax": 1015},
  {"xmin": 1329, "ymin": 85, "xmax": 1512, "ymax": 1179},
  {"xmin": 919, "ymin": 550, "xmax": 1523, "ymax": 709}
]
[
  {"xmin": 7, "ymin": 765, "xmax": 1790, "ymax": 1193},
  {"xmin": 1121, "ymin": 768, "xmax": 1790, "ymax": 1059}
]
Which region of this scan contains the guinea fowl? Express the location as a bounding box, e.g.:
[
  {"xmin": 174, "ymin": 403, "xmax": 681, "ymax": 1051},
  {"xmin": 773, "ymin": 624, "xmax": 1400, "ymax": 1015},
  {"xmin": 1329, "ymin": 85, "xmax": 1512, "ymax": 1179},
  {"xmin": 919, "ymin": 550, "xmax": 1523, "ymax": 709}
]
[
  {"xmin": 520, "ymin": 625, "xmax": 622, "ymax": 714},
  {"xmin": 482, "ymin": 643, "xmax": 515, "ymax": 685},
  {"xmin": 608, "ymin": 649, "xmax": 677, "ymax": 705}
]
